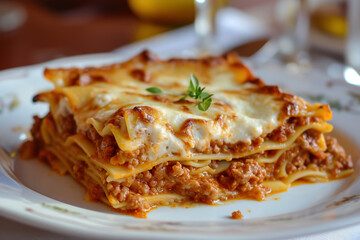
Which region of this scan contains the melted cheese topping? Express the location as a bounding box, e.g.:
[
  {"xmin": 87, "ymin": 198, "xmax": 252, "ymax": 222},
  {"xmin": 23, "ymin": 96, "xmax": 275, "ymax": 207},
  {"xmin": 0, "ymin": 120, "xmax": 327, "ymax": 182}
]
[{"xmin": 40, "ymin": 79, "xmax": 286, "ymax": 161}]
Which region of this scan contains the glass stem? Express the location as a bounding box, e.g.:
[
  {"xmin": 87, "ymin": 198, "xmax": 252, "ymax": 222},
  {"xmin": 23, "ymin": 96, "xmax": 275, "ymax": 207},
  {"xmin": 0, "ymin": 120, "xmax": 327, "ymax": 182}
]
[
  {"xmin": 344, "ymin": 0, "xmax": 360, "ymax": 85},
  {"xmin": 294, "ymin": 0, "xmax": 310, "ymax": 62},
  {"xmin": 277, "ymin": 0, "xmax": 310, "ymax": 67}
]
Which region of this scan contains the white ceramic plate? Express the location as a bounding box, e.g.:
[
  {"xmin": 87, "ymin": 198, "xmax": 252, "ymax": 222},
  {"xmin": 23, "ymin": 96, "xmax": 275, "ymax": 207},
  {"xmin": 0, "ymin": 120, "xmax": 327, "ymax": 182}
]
[
  {"xmin": 1, "ymin": 51, "xmax": 360, "ymax": 240},
  {"xmin": 1, "ymin": 6, "xmax": 360, "ymax": 238}
]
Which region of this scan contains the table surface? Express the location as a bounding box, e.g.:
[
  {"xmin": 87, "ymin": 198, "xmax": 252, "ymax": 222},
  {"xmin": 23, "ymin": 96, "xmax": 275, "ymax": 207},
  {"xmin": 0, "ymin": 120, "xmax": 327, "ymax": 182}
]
[{"xmin": 0, "ymin": 0, "xmax": 270, "ymax": 71}]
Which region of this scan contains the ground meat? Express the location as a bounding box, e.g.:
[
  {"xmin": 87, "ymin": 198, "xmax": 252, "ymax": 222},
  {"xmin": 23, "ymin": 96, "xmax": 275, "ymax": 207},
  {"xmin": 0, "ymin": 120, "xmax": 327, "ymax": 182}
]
[
  {"xmin": 73, "ymin": 161, "xmax": 87, "ymax": 180},
  {"xmin": 19, "ymin": 140, "xmax": 38, "ymax": 159},
  {"xmin": 86, "ymin": 127, "xmax": 118, "ymax": 161},
  {"xmin": 266, "ymin": 117, "xmax": 317, "ymax": 143},
  {"xmin": 19, "ymin": 115, "xmax": 45, "ymax": 159},
  {"xmin": 86, "ymin": 125, "xmax": 150, "ymax": 166},
  {"xmin": 108, "ymin": 159, "xmax": 271, "ymax": 210},
  {"xmin": 126, "ymin": 193, "xmax": 149, "ymax": 211},
  {"xmin": 88, "ymin": 183, "xmax": 105, "ymax": 201},
  {"xmin": 30, "ymin": 115, "xmax": 44, "ymax": 143},
  {"xmin": 219, "ymin": 160, "xmax": 269, "ymax": 200},
  {"xmin": 131, "ymin": 179, "xmax": 151, "ymax": 195},
  {"xmin": 325, "ymin": 136, "xmax": 347, "ymax": 161},
  {"xmin": 324, "ymin": 136, "xmax": 353, "ymax": 177},
  {"xmin": 298, "ymin": 130, "xmax": 326, "ymax": 158},
  {"xmin": 231, "ymin": 210, "xmax": 244, "ymax": 219},
  {"xmin": 165, "ymin": 162, "xmax": 220, "ymax": 203},
  {"xmin": 57, "ymin": 113, "xmax": 76, "ymax": 139},
  {"xmin": 107, "ymin": 183, "xmax": 130, "ymax": 202},
  {"xmin": 270, "ymin": 133, "xmax": 353, "ymax": 179},
  {"xmin": 267, "ymin": 124, "xmax": 296, "ymax": 143},
  {"xmin": 100, "ymin": 135, "xmax": 117, "ymax": 160},
  {"xmin": 263, "ymin": 147, "xmax": 301, "ymax": 180},
  {"xmin": 285, "ymin": 148, "xmax": 310, "ymax": 175}
]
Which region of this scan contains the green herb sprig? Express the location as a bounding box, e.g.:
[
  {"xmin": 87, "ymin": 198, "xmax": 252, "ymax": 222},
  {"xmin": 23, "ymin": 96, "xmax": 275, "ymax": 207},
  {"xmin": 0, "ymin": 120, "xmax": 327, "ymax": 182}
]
[
  {"xmin": 180, "ymin": 74, "xmax": 213, "ymax": 111},
  {"xmin": 145, "ymin": 73, "xmax": 213, "ymax": 111},
  {"xmin": 146, "ymin": 87, "xmax": 162, "ymax": 94}
]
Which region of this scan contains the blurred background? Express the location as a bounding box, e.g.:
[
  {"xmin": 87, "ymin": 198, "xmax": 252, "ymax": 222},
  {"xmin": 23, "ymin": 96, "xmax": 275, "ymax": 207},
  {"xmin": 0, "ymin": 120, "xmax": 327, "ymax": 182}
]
[{"xmin": 0, "ymin": 0, "xmax": 349, "ymax": 70}]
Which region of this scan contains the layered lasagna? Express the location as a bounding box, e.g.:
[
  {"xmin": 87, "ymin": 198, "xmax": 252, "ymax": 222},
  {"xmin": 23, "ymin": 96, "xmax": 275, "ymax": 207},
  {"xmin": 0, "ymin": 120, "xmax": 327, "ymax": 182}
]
[{"xmin": 20, "ymin": 51, "xmax": 354, "ymax": 216}]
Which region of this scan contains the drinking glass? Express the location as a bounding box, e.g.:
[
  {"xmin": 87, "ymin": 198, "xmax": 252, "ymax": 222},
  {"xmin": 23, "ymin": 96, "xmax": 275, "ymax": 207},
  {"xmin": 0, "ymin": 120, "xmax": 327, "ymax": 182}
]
[{"xmin": 344, "ymin": 0, "xmax": 360, "ymax": 86}]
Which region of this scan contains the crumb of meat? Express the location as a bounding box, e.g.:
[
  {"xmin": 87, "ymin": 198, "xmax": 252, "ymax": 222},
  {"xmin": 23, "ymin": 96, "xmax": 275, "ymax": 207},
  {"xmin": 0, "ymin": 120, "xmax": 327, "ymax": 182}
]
[{"xmin": 231, "ymin": 210, "xmax": 244, "ymax": 219}]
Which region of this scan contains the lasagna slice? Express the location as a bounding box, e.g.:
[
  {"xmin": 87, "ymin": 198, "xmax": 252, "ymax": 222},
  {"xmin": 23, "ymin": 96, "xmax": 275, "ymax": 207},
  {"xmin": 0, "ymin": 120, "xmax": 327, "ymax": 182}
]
[{"xmin": 20, "ymin": 51, "xmax": 353, "ymax": 216}]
